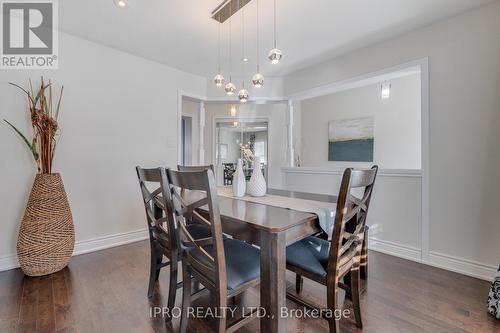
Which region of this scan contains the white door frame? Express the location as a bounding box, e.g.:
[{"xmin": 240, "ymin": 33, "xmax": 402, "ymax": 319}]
[{"xmin": 177, "ymin": 90, "xmax": 205, "ymax": 165}]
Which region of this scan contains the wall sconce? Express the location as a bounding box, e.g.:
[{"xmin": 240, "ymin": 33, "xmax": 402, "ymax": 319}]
[
  {"xmin": 229, "ymin": 105, "xmax": 237, "ymax": 117},
  {"xmin": 381, "ymin": 82, "xmax": 391, "ymax": 99}
]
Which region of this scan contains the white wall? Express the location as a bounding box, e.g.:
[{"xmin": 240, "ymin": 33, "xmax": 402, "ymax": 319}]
[
  {"xmin": 283, "ymin": 169, "xmax": 422, "ymax": 251},
  {"xmin": 0, "ymin": 32, "xmax": 206, "ymax": 269},
  {"xmin": 299, "ymin": 73, "xmax": 421, "ymax": 169},
  {"xmin": 283, "ymin": 1, "xmax": 500, "ymax": 279},
  {"xmin": 181, "ymin": 100, "xmax": 200, "ymax": 165},
  {"xmin": 204, "ymin": 103, "xmax": 288, "ymax": 189}
]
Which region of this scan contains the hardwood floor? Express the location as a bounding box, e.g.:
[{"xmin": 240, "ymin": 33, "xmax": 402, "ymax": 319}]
[{"xmin": 0, "ymin": 240, "xmax": 498, "ymax": 333}]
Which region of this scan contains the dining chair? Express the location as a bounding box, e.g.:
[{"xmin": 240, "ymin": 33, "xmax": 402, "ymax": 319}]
[
  {"xmin": 135, "ymin": 167, "xmax": 212, "ymax": 311},
  {"xmin": 286, "ymin": 166, "xmax": 378, "ymax": 333},
  {"xmin": 166, "ymin": 169, "xmax": 261, "ymax": 333},
  {"xmin": 177, "ymin": 164, "xmax": 214, "ymax": 172},
  {"xmin": 177, "ymin": 164, "xmax": 215, "ymax": 199}
]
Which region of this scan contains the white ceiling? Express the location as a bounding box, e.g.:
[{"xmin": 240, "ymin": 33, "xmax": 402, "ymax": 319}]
[{"xmin": 59, "ymin": 0, "xmax": 494, "ymax": 79}]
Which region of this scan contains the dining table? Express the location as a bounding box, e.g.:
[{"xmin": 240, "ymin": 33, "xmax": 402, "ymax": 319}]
[{"xmin": 199, "ymin": 187, "xmax": 339, "ymax": 333}]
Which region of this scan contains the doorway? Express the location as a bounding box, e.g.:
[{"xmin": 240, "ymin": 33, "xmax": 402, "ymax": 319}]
[{"xmin": 214, "ymin": 120, "xmax": 269, "ymax": 186}]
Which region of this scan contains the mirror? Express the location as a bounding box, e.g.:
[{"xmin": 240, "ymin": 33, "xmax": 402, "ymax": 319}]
[{"xmin": 215, "ymin": 121, "xmax": 268, "ymax": 186}]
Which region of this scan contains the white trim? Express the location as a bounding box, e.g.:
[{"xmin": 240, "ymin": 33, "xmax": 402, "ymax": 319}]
[
  {"xmin": 285, "ymin": 64, "xmax": 421, "ymax": 101},
  {"xmin": 420, "ymin": 58, "xmax": 431, "ymax": 262},
  {"xmin": 178, "ymin": 90, "xmax": 206, "ymax": 165},
  {"xmin": 73, "ymin": 228, "xmax": 148, "ymax": 256},
  {"xmin": 368, "ymin": 238, "xmax": 422, "ymax": 262},
  {"xmin": 0, "ymin": 254, "xmax": 18, "ymax": 272},
  {"xmin": 368, "ymin": 238, "xmax": 496, "ymax": 281},
  {"xmin": 204, "ymin": 96, "xmax": 286, "ymax": 103},
  {"xmin": 281, "ymin": 166, "xmax": 422, "ymax": 178},
  {"xmin": 426, "ymin": 252, "xmax": 497, "ymax": 282},
  {"xmin": 286, "ymin": 101, "xmax": 295, "ymax": 167},
  {"xmin": 199, "ymin": 101, "xmax": 206, "ymax": 164},
  {"xmin": 0, "ymin": 229, "xmax": 148, "ymax": 272}
]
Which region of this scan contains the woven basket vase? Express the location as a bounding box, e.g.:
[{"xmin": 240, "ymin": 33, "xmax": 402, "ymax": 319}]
[{"xmin": 17, "ymin": 173, "xmax": 75, "ymax": 276}]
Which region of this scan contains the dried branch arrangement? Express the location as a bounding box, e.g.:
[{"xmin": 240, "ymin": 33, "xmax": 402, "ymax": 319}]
[{"xmin": 3, "ymin": 77, "xmax": 64, "ymax": 174}]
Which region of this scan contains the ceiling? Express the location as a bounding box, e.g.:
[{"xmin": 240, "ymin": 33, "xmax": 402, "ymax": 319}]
[{"xmin": 59, "ymin": 0, "xmax": 494, "ymax": 79}]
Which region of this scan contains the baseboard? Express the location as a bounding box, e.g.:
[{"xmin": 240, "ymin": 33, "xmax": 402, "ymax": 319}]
[
  {"xmin": 368, "ymin": 238, "xmax": 422, "ymax": 262},
  {"xmin": 1, "ymin": 231, "xmax": 496, "ymax": 281},
  {"xmin": 0, "ymin": 254, "xmax": 19, "ymax": 272},
  {"xmin": 0, "ymin": 228, "xmax": 149, "ymax": 272},
  {"xmin": 368, "ymin": 237, "xmax": 496, "ymax": 281},
  {"xmin": 426, "ymin": 251, "xmax": 497, "ymax": 282},
  {"xmin": 73, "ymin": 228, "xmax": 149, "ymax": 256}
]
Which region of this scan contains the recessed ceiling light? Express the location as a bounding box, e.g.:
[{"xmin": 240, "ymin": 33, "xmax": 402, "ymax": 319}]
[
  {"xmin": 241, "ymin": 57, "xmax": 249, "ymax": 62},
  {"xmin": 114, "ymin": 0, "xmax": 128, "ymax": 8}
]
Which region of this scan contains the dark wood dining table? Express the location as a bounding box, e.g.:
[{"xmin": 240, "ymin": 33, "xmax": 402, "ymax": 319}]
[{"xmin": 205, "ymin": 188, "xmax": 338, "ymax": 333}]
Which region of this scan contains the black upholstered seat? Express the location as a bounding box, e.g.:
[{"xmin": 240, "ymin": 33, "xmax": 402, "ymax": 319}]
[
  {"xmin": 286, "ymin": 236, "xmax": 330, "ymax": 277},
  {"xmin": 154, "ymin": 223, "xmax": 211, "ymax": 247},
  {"xmin": 187, "ymin": 238, "xmax": 260, "ymax": 290},
  {"xmin": 185, "ymin": 223, "xmax": 212, "ymax": 240}
]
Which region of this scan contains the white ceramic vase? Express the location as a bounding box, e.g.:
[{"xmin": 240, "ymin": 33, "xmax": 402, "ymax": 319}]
[
  {"xmin": 247, "ymin": 156, "xmax": 267, "ymax": 197},
  {"xmin": 232, "ymin": 158, "xmax": 246, "ymax": 197}
]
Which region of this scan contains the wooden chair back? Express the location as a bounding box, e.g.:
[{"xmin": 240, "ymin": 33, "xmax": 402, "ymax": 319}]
[
  {"xmin": 136, "ymin": 167, "xmax": 177, "ymax": 252},
  {"xmin": 177, "ymin": 164, "xmax": 214, "ymax": 172},
  {"xmin": 328, "ymin": 166, "xmax": 378, "ymax": 281},
  {"xmin": 166, "ymin": 169, "xmax": 227, "ymax": 297}
]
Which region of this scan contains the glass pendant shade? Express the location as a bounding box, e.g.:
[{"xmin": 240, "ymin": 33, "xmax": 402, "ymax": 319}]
[
  {"xmin": 225, "ymin": 82, "xmax": 236, "ymax": 95},
  {"xmin": 252, "ymin": 73, "xmax": 264, "ymax": 88},
  {"xmin": 214, "ymin": 73, "xmax": 225, "ymax": 87},
  {"xmin": 238, "ymin": 88, "xmax": 249, "ymax": 103},
  {"xmin": 268, "ymin": 48, "xmax": 282, "ymax": 64}
]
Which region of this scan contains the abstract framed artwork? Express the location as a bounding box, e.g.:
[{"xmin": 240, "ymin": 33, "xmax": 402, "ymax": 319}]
[{"xmin": 328, "ymin": 117, "xmax": 374, "ymax": 162}]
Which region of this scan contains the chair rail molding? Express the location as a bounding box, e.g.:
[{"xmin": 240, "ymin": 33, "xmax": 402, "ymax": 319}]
[{"xmin": 282, "ymin": 167, "xmax": 422, "ymax": 178}]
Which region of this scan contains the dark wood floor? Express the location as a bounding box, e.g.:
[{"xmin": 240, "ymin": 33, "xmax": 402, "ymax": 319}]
[{"xmin": 0, "ymin": 240, "xmax": 498, "ymax": 333}]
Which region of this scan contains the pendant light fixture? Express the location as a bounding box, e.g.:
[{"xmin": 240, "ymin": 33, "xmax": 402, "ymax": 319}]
[
  {"xmin": 225, "ymin": 81, "xmax": 236, "ymax": 95},
  {"xmin": 225, "ymin": 1, "xmax": 236, "ymax": 95},
  {"xmin": 252, "ymin": 0, "xmax": 264, "ymax": 88},
  {"xmin": 213, "ymin": 13, "xmax": 225, "ymax": 87},
  {"xmin": 237, "ymin": 0, "xmax": 249, "ymax": 103},
  {"xmin": 238, "ymin": 81, "xmax": 249, "ymax": 103},
  {"xmin": 268, "ymin": 0, "xmax": 282, "ymax": 64},
  {"xmin": 240, "ymin": 0, "xmax": 248, "ymax": 63}
]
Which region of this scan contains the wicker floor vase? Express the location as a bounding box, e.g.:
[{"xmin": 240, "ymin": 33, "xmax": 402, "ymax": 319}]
[{"xmin": 17, "ymin": 173, "xmax": 75, "ymax": 276}]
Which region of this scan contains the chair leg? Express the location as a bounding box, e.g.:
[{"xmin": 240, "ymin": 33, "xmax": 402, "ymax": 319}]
[
  {"xmin": 360, "ymin": 229, "xmax": 368, "ymax": 280},
  {"xmin": 295, "ymin": 274, "xmax": 303, "ymax": 294},
  {"xmin": 215, "ymin": 301, "xmax": 227, "ymax": 333},
  {"xmin": 179, "ymin": 262, "xmax": 192, "ymax": 333},
  {"xmin": 326, "ymin": 287, "xmax": 340, "ymax": 333},
  {"xmin": 147, "ymin": 243, "xmax": 159, "ymax": 298},
  {"xmin": 350, "ymin": 268, "xmax": 363, "ymax": 329},
  {"xmin": 165, "ymin": 252, "xmax": 178, "ymax": 322}
]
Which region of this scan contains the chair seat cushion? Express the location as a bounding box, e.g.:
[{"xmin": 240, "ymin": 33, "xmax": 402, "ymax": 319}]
[
  {"xmin": 187, "ymin": 238, "xmax": 260, "ymax": 291},
  {"xmin": 286, "ymin": 236, "xmax": 330, "ymax": 278},
  {"xmin": 186, "ymin": 223, "xmax": 212, "ymax": 240}
]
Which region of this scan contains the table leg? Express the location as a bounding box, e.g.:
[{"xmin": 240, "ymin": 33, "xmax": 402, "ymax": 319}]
[{"xmin": 260, "ymin": 231, "xmax": 286, "ymax": 333}]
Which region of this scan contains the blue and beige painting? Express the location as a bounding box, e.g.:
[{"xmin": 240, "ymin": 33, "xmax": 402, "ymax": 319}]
[{"xmin": 328, "ymin": 117, "xmax": 374, "ymax": 162}]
